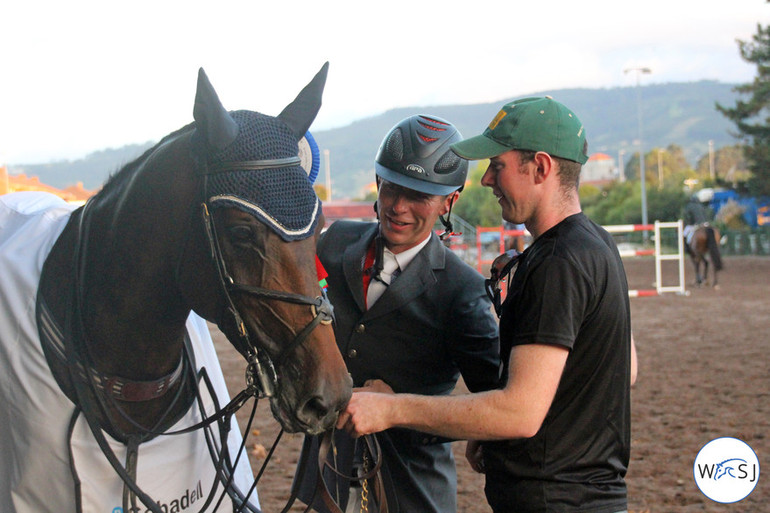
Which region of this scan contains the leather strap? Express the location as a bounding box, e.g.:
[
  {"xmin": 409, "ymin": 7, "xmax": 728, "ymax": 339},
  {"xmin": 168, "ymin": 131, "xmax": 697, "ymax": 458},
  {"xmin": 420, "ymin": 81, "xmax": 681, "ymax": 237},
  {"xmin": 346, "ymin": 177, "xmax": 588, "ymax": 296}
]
[
  {"xmin": 205, "ymin": 156, "xmax": 301, "ymax": 174},
  {"xmin": 316, "ymin": 432, "xmax": 389, "ymax": 513}
]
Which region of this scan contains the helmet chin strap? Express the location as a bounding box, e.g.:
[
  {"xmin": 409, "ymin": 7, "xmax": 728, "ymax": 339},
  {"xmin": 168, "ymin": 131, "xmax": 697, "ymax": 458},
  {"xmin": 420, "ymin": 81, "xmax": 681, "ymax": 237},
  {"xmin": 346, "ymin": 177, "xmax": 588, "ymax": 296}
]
[
  {"xmin": 370, "ymin": 200, "xmax": 387, "ymax": 282},
  {"xmin": 439, "ymin": 194, "xmax": 458, "ymax": 240}
]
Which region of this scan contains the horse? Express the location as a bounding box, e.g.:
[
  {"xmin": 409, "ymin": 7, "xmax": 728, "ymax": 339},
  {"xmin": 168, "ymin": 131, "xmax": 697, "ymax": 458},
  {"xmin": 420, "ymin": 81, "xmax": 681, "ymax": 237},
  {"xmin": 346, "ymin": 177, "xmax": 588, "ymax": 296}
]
[
  {"xmin": 687, "ymin": 224, "xmax": 723, "ymax": 287},
  {"xmin": 0, "ymin": 64, "xmax": 352, "ymax": 513}
]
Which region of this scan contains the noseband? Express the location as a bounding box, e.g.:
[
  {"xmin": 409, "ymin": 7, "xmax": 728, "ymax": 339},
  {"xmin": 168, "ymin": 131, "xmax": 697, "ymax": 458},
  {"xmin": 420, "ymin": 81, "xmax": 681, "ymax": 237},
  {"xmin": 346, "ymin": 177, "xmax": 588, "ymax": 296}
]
[{"xmin": 198, "ymin": 156, "xmax": 334, "ymax": 399}]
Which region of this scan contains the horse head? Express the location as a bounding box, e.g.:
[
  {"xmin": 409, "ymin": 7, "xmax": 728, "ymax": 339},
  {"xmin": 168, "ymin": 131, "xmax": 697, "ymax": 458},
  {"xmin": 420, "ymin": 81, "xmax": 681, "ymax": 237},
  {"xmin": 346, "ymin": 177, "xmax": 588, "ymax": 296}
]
[{"xmin": 178, "ymin": 64, "xmax": 351, "ymax": 434}]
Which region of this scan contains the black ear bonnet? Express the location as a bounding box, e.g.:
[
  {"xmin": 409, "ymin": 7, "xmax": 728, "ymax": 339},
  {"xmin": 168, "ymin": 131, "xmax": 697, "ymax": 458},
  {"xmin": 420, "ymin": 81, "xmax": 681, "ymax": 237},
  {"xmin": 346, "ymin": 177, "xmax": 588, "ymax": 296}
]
[{"xmin": 205, "ymin": 110, "xmax": 320, "ymax": 242}]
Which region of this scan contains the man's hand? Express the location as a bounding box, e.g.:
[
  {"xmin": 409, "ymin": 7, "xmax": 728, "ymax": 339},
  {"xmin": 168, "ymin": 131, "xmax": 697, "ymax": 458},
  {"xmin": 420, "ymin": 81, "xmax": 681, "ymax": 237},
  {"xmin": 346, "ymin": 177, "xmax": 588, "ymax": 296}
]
[
  {"xmin": 336, "ymin": 391, "xmax": 395, "ymax": 437},
  {"xmin": 360, "ymin": 379, "xmax": 394, "ymax": 394}
]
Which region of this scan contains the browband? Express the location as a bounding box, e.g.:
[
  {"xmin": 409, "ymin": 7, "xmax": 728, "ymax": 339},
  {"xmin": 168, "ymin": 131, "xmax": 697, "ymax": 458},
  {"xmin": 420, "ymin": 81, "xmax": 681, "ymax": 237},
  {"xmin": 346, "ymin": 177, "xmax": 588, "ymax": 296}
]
[{"xmin": 206, "ymin": 156, "xmax": 301, "ymax": 174}]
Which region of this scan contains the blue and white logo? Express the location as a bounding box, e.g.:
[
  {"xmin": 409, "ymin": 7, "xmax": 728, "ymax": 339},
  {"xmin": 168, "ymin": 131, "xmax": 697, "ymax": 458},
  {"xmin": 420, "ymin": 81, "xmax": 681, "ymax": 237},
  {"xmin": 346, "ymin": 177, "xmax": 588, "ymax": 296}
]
[{"xmin": 694, "ymin": 437, "xmax": 759, "ymax": 503}]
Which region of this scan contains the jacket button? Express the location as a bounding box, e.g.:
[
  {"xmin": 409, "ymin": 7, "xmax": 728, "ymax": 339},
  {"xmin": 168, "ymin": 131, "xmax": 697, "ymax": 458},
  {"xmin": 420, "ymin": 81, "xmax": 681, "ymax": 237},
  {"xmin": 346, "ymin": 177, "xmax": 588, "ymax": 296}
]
[
  {"xmin": 355, "ymin": 324, "xmax": 365, "ymax": 333},
  {"xmin": 348, "ymin": 349, "xmax": 358, "ymax": 358}
]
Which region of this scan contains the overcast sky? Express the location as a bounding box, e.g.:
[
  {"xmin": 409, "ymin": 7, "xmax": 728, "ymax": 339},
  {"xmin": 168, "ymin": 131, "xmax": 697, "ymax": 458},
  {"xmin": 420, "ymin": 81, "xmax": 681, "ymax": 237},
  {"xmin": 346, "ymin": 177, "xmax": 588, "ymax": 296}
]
[{"xmin": 1, "ymin": 0, "xmax": 767, "ymax": 165}]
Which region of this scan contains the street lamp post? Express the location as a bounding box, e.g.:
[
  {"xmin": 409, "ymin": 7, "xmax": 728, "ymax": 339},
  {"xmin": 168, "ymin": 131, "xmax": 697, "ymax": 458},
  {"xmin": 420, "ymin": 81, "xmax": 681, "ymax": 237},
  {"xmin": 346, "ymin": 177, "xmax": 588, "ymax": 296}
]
[
  {"xmin": 624, "ymin": 66, "xmax": 651, "ymax": 242},
  {"xmin": 618, "ymin": 149, "xmax": 626, "ymax": 182},
  {"xmin": 657, "ymin": 148, "xmax": 665, "ymax": 190}
]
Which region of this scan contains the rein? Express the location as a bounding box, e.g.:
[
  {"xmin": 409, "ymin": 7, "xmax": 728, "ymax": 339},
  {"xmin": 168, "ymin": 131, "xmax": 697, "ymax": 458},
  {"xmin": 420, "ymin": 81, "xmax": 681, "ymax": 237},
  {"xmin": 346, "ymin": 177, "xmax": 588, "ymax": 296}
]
[
  {"xmin": 57, "ymin": 202, "xmax": 259, "ymax": 513},
  {"xmin": 279, "ymin": 431, "xmax": 389, "ymax": 513}
]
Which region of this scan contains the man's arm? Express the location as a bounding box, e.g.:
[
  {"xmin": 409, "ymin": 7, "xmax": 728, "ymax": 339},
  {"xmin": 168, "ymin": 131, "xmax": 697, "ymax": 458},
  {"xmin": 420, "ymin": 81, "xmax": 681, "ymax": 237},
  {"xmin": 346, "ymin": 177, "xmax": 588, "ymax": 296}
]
[{"xmin": 338, "ymin": 343, "xmax": 568, "ymax": 440}]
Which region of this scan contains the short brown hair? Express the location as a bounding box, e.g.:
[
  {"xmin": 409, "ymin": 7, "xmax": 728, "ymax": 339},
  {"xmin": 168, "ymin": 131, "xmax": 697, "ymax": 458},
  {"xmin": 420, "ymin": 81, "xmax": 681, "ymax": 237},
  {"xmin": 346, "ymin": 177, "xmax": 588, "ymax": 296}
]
[{"xmin": 518, "ymin": 147, "xmax": 584, "ymax": 191}]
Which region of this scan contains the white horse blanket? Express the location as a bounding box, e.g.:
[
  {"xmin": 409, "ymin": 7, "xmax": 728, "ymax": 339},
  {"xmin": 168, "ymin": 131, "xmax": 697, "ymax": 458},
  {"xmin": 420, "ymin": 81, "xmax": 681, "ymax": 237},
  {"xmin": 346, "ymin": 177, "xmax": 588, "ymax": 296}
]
[{"xmin": 0, "ymin": 192, "xmax": 259, "ymax": 512}]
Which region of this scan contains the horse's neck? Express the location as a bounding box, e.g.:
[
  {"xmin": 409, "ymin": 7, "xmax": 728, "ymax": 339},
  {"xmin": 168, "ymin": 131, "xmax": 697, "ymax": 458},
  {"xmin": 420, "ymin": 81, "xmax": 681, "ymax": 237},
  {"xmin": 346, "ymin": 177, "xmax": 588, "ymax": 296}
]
[
  {"xmin": 40, "ymin": 197, "xmax": 197, "ymax": 437},
  {"xmin": 63, "ymin": 146, "xmax": 199, "ymax": 377}
]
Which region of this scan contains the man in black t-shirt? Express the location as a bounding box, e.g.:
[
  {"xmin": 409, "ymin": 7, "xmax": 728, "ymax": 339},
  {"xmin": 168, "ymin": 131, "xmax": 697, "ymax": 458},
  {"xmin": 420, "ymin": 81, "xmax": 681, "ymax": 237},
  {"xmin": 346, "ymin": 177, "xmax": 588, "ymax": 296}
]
[{"xmin": 337, "ymin": 97, "xmax": 633, "ymax": 513}]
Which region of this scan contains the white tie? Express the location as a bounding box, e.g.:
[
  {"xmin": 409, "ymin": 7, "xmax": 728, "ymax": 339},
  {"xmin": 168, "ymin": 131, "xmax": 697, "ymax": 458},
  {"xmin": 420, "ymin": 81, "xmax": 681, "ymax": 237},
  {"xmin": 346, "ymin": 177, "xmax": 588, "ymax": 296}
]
[{"xmin": 366, "ymin": 250, "xmax": 399, "ymax": 307}]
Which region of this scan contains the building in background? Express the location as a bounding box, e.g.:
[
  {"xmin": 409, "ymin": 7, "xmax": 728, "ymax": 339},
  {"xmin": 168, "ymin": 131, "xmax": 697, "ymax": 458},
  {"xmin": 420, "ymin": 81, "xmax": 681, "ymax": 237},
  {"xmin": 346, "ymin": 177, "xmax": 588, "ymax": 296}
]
[
  {"xmin": 0, "ymin": 165, "xmax": 95, "ymax": 204},
  {"xmin": 581, "ymin": 153, "xmax": 617, "ymax": 186},
  {"xmin": 321, "ymin": 201, "xmax": 376, "ymax": 228}
]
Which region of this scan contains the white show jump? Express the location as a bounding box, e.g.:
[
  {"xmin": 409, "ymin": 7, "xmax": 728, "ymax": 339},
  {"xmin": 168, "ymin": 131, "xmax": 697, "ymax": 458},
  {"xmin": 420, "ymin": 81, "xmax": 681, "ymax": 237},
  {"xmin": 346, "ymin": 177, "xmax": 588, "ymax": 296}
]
[{"xmin": 476, "ymin": 220, "xmax": 687, "ymax": 298}]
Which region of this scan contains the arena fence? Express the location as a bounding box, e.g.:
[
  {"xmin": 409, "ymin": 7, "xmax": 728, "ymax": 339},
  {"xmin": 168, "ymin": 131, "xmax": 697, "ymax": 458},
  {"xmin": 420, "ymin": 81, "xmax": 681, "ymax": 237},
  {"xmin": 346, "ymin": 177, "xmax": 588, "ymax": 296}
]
[{"xmin": 476, "ymin": 221, "xmax": 686, "ymax": 298}]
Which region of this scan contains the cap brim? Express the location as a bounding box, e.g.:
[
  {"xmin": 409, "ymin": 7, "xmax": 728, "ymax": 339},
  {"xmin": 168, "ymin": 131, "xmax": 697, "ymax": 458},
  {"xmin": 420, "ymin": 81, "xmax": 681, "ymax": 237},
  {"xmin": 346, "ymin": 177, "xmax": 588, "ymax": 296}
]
[{"xmin": 450, "ymin": 134, "xmax": 510, "ymax": 160}]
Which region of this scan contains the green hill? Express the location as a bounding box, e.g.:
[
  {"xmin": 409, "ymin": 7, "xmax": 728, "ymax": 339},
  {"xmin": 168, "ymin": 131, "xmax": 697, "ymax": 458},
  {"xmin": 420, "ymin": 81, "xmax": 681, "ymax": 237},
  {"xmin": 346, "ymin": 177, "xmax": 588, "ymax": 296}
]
[{"xmin": 8, "ymin": 80, "xmax": 741, "ymax": 198}]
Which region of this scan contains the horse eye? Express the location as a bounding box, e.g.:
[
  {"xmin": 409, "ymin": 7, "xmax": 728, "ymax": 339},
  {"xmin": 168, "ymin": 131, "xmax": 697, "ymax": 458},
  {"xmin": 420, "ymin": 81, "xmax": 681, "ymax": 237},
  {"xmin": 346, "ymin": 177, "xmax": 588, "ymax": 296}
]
[{"xmin": 228, "ymin": 225, "xmax": 254, "ymax": 243}]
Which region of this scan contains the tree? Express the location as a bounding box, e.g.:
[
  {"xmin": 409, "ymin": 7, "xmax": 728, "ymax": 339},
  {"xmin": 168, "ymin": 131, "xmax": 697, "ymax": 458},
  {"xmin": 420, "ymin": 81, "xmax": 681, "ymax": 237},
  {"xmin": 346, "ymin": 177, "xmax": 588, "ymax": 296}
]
[
  {"xmin": 694, "ymin": 144, "xmax": 751, "ymax": 188},
  {"xmin": 623, "ymin": 145, "xmax": 693, "ymax": 189},
  {"xmin": 716, "ymin": 23, "xmax": 770, "ymax": 196},
  {"xmin": 453, "ymin": 161, "xmax": 502, "ymax": 227}
]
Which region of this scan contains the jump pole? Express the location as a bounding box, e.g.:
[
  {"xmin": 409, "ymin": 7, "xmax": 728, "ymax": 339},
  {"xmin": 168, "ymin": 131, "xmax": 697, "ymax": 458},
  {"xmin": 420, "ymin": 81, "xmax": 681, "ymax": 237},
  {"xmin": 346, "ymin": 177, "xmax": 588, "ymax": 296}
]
[
  {"xmin": 476, "ymin": 220, "xmax": 687, "ymax": 298},
  {"xmin": 594, "ymin": 221, "xmax": 686, "ymax": 296}
]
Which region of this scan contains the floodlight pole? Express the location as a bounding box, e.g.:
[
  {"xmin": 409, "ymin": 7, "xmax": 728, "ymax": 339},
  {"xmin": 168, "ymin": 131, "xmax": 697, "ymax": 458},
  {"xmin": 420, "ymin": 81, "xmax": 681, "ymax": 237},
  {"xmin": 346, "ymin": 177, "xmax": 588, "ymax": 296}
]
[
  {"xmin": 625, "ymin": 66, "xmax": 652, "ymax": 243},
  {"xmin": 324, "ymin": 149, "xmax": 332, "ymax": 201},
  {"xmin": 618, "ymin": 149, "xmax": 626, "ymax": 182}
]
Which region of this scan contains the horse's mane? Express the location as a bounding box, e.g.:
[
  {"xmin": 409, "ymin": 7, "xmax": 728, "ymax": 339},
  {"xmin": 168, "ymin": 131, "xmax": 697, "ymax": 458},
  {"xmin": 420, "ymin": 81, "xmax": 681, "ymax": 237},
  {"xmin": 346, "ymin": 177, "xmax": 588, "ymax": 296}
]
[{"xmin": 96, "ymin": 123, "xmax": 195, "ymax": 200}]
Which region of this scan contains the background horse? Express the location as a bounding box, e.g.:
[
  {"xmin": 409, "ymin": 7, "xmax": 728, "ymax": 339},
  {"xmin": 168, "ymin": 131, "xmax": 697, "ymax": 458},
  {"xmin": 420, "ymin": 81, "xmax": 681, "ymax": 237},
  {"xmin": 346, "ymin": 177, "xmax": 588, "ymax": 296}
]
[
  {"xmin": 688, "ymin": 224, "xmax": 723, "ymax": 287},
  {"xmin": 0, "ymin": 64, "xmax": 351, "ymax": 513}
]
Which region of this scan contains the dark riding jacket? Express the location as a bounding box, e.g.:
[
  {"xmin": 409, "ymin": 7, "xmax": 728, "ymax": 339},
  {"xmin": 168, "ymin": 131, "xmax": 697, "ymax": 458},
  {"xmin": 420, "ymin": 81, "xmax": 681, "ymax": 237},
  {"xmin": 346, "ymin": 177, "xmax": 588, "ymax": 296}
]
[
  {"xmin": 294, "ymin": 220, "xmax": 500, "ymax": 513},
  {"xmin": 683, "ymin": 200, "xmax": 709, "ymax": 226}
]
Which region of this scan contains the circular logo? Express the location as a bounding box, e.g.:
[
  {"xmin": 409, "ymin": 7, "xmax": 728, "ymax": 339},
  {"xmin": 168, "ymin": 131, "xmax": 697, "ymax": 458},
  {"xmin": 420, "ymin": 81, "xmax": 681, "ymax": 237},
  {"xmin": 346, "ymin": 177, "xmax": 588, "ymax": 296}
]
[{"xmin": 694, "ymin": 437, "xmax": 760, "ymax": 503}]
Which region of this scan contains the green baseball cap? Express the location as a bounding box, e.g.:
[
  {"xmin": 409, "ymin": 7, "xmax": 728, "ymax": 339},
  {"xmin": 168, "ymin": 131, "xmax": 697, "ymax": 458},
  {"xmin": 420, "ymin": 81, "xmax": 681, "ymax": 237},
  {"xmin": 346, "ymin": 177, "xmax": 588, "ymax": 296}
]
[{"xmin": 451, "ymin": 96, "xmax": 588, "ymax": 164}]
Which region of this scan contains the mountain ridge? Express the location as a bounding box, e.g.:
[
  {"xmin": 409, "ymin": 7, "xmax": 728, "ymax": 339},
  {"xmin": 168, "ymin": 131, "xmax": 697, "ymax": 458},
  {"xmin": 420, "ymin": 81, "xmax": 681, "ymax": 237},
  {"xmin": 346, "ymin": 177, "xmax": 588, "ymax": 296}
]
[{"xmin": 8, "ymin": 80, "xmax": 742, "ymax": 199}]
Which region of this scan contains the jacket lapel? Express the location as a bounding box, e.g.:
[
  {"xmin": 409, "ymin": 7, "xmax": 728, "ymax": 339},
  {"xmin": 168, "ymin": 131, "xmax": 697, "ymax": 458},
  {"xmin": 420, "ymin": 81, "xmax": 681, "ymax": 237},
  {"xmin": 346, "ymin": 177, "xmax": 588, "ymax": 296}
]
[
  {"xmin": 342, "ymin": 224, "xmax": 377, "ymax": 312},
  {"xmin": 364, "ymin": 233, "xmax": 445, "ymax": 320}
]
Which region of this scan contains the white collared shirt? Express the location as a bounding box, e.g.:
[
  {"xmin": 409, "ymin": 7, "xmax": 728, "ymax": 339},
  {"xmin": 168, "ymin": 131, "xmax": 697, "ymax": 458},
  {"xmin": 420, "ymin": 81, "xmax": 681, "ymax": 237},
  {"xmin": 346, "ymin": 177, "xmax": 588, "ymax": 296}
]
[{"xmin": 366, "ymin": 234, "xmax": 431, "ymax": 307}]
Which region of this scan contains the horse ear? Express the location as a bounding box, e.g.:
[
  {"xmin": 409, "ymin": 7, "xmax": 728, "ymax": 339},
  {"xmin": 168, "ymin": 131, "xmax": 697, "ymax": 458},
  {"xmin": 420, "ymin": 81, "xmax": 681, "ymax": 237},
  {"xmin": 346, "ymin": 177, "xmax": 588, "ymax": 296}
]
[
  {"xmin": 278, "ymin": 62, "xmax": 329, "ymax": 140},
  {"xmin": 193, "ymin": 68, "xmax": 239, "ymax": 151}
]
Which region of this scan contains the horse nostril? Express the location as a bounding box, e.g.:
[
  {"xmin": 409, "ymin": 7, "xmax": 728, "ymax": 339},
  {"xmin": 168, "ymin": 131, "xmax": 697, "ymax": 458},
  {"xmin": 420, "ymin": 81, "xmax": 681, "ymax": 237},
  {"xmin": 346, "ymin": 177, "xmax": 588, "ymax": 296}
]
[
  {"xmin": 300, "ymin": 395, "xmax": 330, "ymax": 423},
  {"xmin": 297, "ymin": 378, "xmax": 352, "ymax": 432}
]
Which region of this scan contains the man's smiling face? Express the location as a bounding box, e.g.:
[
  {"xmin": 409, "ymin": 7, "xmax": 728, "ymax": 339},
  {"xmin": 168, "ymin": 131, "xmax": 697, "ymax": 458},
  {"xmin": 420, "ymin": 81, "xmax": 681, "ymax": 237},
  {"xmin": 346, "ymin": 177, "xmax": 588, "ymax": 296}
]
[{"xmin": 376, "ymin": 179, "xmax": 453, "ymax": 254}]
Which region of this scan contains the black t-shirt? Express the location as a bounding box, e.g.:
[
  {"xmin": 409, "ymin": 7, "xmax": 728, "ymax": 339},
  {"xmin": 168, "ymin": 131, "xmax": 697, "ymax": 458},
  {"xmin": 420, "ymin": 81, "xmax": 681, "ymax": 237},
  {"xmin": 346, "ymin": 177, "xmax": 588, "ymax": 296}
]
[{"xmin": 484, "ymin": 213, "xmax": 631, "ymax": 513}]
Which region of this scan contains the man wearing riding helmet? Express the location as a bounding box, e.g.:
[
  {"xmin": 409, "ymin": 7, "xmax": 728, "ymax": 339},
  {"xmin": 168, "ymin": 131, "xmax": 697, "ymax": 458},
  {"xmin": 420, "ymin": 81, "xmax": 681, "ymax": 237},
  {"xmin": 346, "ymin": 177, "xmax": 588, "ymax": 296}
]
[
  {"xmin": 294, "ymin": 115, "xmax": 500, "ymax": 513},
  {"xmin": 682, "ymin": 193, "xmax": 711, "ymax": 249},
  {"xmin": 338, "ymin": 98, "xmax": 633, "ymax": 513}
]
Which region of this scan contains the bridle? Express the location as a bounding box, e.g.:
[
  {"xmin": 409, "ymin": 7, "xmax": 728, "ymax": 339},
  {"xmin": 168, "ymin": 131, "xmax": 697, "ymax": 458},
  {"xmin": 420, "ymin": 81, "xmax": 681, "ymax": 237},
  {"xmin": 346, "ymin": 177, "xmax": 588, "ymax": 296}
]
[
  {"xmin": 197, "ymin": 155, "xmax": 335, "ymax": 400},
  {"xmin": 55, "ymin": 192, "xmax": 265, "ymax": 513},
  {"xmin": 197, "ymin": 156, "xmax": 388, "ymax": 513},
  {"xmin": 484, "ymin": 248, "xmax": 522, "ymax": 317}
]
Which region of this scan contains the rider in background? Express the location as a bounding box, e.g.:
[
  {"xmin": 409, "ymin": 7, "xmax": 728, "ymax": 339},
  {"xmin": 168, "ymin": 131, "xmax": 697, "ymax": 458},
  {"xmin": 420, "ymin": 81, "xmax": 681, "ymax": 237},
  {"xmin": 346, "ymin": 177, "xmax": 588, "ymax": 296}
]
[{"xmin": 682, "ymin": 194, "xmax": 711, "ymax": 250}]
